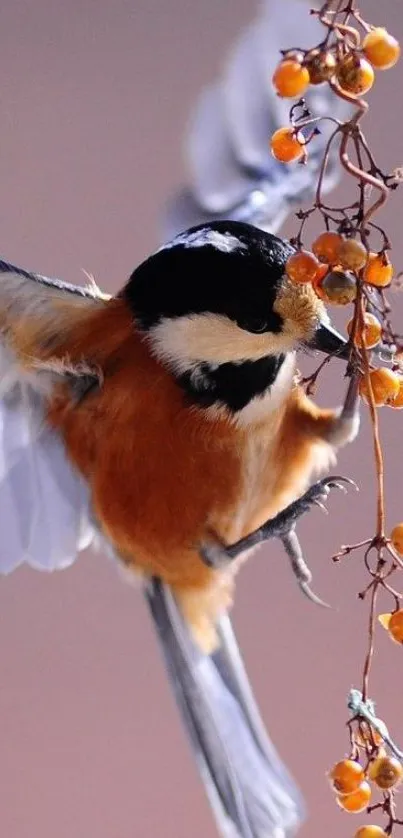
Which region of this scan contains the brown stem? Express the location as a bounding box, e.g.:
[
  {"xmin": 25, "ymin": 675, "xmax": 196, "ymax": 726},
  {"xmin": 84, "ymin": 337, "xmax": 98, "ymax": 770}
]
[
  {"xmin": 333, "ymin": 21, "xmax": 360, "ymax": 47},
  {"xmin": 331, "ymin": 538, "xmax": 372, "ymax": 561},
  {"xmin": 359, "ymin": 301, "xmax": 386, "ymax": 538},
  {"xmin": 339, "ymin": 134, "xmax": 389, "ymax": 231},
  {"xmin": 357, "ymin": 128, "xmax": 386, "ymax": 180},
  {"xmin": 351, "ymin": 10, "xmax": 371, "ymax": 33},
  {"xmin": 362, "ymin": 571, "xmax": 380, "ymax": 702},
  {"xmin": 301, "ymin": 353, "xmax": 333, "ymax": 394},
  {"xmin": 329, "ymin": 78, "xmax": 368, "ymax": 118},
  {"xmin": 315, "ymin": 126, "xmax": 341, "ymax": 206}
]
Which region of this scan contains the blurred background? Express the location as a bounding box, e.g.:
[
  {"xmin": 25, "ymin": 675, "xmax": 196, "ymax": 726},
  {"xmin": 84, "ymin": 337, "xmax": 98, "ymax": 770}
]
[{"xmin": 0, "ymin": 1, "xmax": 402, "ymax": 836}]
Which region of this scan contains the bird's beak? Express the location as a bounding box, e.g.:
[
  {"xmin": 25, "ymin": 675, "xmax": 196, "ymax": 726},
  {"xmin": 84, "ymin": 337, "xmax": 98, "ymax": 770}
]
[{"xmin": 307, "ymin": 321, "xmax": 349, "ymax": 359}]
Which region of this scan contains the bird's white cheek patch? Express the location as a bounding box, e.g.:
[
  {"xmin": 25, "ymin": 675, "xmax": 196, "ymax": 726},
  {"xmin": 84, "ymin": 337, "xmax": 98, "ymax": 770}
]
[{"xmin": 148, "ymin": 312, "xmax": 297, "ymax": 370}]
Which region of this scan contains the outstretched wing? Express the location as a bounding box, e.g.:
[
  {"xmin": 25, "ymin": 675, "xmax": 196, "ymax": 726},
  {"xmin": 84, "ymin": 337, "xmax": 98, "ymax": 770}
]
[
  {"xmin": 162, "ymin": 0, "xmax": 353, "ymax": 240},
  {"xmin": 0, "ymin": 259, "xmax": 109, "ymax": 391},
  {"xmin": 0, "ymin": 391, "xmax": 94, "ymax": 573},
  {"xmin": 0, "ymin": 259, "xmax": 108, "ymax": 574}
]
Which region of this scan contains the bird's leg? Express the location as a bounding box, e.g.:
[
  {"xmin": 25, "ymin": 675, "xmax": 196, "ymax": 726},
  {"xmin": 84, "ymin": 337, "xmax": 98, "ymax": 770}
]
[
  {"xmin": 322, "ymin": 370, "xmax": 361, "ymax": 448},
  {"xmin": 200, "ymin": 476, "xmax": 357, "ymax": 606}
]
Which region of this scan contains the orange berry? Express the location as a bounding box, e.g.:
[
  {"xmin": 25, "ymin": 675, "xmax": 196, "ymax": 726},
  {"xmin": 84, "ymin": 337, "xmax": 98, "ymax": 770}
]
[
  {"xmin": 312, "ymin": 263, "xmax": 330, "ymax": 299},
  {"xmin": 388, "ymin": 607, "xmax": 403, "ymax": 642},
  {"xmin": 372, "ymin": 368, "xmax": 401, "ymax": 405},
  {"xmin": 270, "ymin": 127, "xmax": 305, "ymax": 163},
  {"xmin": 336, "ymin": 54, "xmax": 375, "ymax": 95},
  {"xmin": 321, "ymin": 268, "xmax": 357, "ymax": 305},
  {"xmin": 359, "ymin": 368, "xmax": 400, "ymax": 406},
  {"xmin": 286, "ymin": 250, "xmax": 320, "ymax": 284},
  {"xmin": 312, "ymin": 231, "xmax": 343, "ymax": 265},
  {"xmin": 389, "ymin": 379, "xmax": 403, "ymax": 409},
  {"xmin": 305, "ymin": 48, "xmax": 337, "ymax": 84},
  {"xmin": 338, "ymin": 238, "xmax": 368, "ymax": 272},
  {"xmin": 330, "ymin": 759, "xmax": 365, "ymax": 794},
  {"xmin": 363, "ymin": 252, "xmax": 393, "ymax": 287},
  {"xmin": 355, "ymin": 827, "xmax": 388, "ymax": 838},
  {"xmin": 369, "ymin": 755, "xmax": 403, "ymax": 789},
  {"xmin": 336, "ymin": 781, "xmax": 371, "ymax": 813},
  {"xmin": 363, "ymin": 27, "xmax": 401, "ymax": 70},
  {"xmin": 390, "ymin": 525, "xmax": 403, "ymax": 556},
  {"xmin": 346, "ymin": 313, "xmax": 381, "ymax": 349},
  {"xmin": 272, "ymin": 59, "xmax": 310, "ymax": 98}
]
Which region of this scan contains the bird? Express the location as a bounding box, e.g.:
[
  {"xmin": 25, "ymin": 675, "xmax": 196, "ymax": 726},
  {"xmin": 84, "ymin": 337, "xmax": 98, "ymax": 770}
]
[
  {"xmin": 0, "ymin": 2, "xmax": 360, "ymax": 836},
  {"xmin": 0, "ymin": 218, "xmax": 361, "ymax": 838}
]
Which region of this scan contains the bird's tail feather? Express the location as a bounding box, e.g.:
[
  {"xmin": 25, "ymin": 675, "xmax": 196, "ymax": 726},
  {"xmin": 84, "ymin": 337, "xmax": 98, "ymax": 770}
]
[{"xmin": 145, "ymin": 577, "xmax": 305, "ymax": 838}]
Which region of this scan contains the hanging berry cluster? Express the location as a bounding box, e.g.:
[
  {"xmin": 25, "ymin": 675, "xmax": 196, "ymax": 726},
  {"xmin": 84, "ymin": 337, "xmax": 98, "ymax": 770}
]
[
  {"xmin": 270, "ymin": 2, "xmax": 403, "ymax": 836},
  {"xmin": 329, "ymin": 751, "xmax": 403, "ymax": 837}
]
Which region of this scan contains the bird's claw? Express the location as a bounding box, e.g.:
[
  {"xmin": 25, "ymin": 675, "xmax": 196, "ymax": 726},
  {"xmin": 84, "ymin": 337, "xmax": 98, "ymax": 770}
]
[
  {"xmin": 262, "ymin": 475, "xmax": 357, "ymax": 539},
  {"xmin": 299, "ymin": 579, "xmax": 331, "ymax": 609},
  {"xmin": 326, "ymin": 476, "xmax": 358, "ymax": 492},
  {"xmin": 307, "ymin": 475, "xmax": 358, "ymax": 506},
  {"xmin": 277, "ymin": 476, "xmax": 357, "ymax": 607},
  {"xmin": 281, "ymin": 528, "xmax": 331, "ymax": 608},
  {"xmin": 313, "ymin": 499, "xmax": 329, "ymax": 513},
  {"xmin": 199, "ymin": 475, "xmax": 357, "ymax": 609}
]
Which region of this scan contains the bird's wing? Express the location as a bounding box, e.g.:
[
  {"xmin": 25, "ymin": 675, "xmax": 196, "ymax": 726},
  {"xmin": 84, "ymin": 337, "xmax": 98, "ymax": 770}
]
[
  {"xmin": 0, "ymin": 258, "xmax": 109, "ymax": 392},
  {"xmin": 162, "ymin": 0, "xmax": 353, "ymax": 240},
  {"xmin": 0, "ymin": 391, "xmax": 94, "ymax": 573},
  {"xmin": 0, "ymin": 259, "xmax": 109, "ymax": 573}
]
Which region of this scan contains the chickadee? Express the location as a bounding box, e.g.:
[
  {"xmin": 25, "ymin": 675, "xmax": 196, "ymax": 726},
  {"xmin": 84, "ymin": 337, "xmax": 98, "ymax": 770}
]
[{"xmin": 0, "ymin": 220, "xmax": 360, "ymax": 838}]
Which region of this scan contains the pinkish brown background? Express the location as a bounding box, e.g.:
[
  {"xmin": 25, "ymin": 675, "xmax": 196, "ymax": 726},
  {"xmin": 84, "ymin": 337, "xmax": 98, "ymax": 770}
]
[{"xmin": 0, "ymin": 1, "xmax": 402, "ymax": 837}]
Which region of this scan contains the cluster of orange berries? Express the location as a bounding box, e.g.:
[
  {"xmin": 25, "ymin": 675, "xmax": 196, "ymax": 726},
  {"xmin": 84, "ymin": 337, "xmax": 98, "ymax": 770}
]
[
  {"xmin": 285, "ymin": 231, "xmax": 403, "ymax": 409},
  {"xmin": 333, "ymin": 560, "xmax": 403, "ymax": 836},
  {"xmin": 270, "ymin": 27, "xmax": 400, "ymax": 164},
  {"xmin": 329, "ymin": 751, "xmax": 403, "ymax": 836},
  {"xmin": 286, "ymin": 230, "xmax": 393, "ymax": 299}
]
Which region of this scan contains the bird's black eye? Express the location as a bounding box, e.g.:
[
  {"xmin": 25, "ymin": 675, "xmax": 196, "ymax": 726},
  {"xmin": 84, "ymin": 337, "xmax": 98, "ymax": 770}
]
[{"xmin": 236, "ymin": 317, "xmax": 268, "ymax": 334}]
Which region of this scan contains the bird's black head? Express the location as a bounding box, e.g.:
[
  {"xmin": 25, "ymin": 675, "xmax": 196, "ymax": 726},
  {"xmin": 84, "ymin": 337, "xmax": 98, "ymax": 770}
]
[
  {"xmin": 124, "ymin": 220, "xmax": 292, "ymax": 335},
  {"xmin": 122, "ymin": 220, "xmax": 346, "ymax": 417}
]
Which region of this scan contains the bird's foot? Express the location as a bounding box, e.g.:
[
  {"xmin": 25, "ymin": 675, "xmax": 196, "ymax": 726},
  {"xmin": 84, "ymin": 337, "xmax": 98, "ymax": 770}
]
[{"xmin": 200, "ymin": 476, "xmax": 357, "ymax": 606}]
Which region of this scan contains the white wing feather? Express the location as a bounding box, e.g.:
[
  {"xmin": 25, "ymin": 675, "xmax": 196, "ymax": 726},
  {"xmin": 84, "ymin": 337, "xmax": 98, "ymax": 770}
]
[
  {"xmin": 0, "ymin": 261, "xmax": 99, "ymax": 575},
  {"xmin": 187, "ymin": 85, "xmax": 253, "ymax": 214},
  {"xmin": 0, "ymin": 385, "xmax": 94, "ymax": 574},
  {"xmin": 221, "ymin": 19, "xmax": 277, "ymax": 173}
]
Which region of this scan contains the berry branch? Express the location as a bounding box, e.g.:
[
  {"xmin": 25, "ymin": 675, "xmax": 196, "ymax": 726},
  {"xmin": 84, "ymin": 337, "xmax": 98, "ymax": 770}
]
[{"xmin": 270, "ymin": 3, "xmax": 403, "ymax": 836}]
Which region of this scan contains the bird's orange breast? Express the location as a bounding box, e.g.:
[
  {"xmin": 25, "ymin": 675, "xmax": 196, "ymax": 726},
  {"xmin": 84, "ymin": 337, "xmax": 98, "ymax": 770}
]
[{"xmin": 45, "ymin": 301, "xmax": 249, "ymax": 583}]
